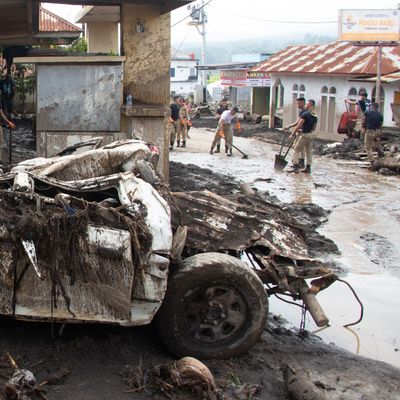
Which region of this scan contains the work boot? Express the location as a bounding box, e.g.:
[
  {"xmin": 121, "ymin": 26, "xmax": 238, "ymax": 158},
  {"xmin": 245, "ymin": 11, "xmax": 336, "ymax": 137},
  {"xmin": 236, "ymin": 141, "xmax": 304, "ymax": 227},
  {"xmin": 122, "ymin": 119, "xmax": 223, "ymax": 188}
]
[
  {"xmin": 288, "ymin": 164, "xmax": 300, "ymax": 173},
  {"xmin": 209, "ymin": 146, "xmax": 214, "ymax": 154},
  {"xmin": 300, "ymin": 165, "xmax": 311, "ymax": 174},
  {"xmin": 181, "ymin": 141, "xmax": 186, "ymax": 148},
  {"xmin": 169, "ymin": 141, "xmax": 174, "ymax": 151},
  {"xmin": 227, "ymin": 149, "xmax": 233, "ymax": 157},
  {"xmin": 177, "ymin": 140, "xmax": 180, "ymax": 147},
  {"xmin": 215, "ymin": 145, "xmax": 221, "ymax": 153},
  {"xmin": 299, "ymin": 158, "xmax": 305, "ymax": 168},
  {"xmin": 225, "ymin": 145, "xmax": 228, "ymax": 153}
]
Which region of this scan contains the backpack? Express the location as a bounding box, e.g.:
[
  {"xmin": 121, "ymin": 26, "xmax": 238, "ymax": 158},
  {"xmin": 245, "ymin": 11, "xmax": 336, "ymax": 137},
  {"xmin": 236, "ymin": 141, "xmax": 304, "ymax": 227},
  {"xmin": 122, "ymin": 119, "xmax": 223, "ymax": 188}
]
[{"xmin": 1, "ymin": 80, "xmax": 14, "ymax": 99}]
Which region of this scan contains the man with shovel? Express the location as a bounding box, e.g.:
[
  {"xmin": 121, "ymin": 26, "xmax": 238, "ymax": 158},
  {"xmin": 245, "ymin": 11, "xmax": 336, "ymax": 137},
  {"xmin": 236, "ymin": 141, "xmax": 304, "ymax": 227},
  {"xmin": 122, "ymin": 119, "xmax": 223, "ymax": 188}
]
[
  {"xmin": 288, "ymin": 99, "xmax": 318, "ymax": 174},
  {"xmin": 284, "ymin": 97, "xmax": 306, "ymax": 169},
  {"xmin": 210, "ymin": 106, "xmax": 238, "ymax": 157}
]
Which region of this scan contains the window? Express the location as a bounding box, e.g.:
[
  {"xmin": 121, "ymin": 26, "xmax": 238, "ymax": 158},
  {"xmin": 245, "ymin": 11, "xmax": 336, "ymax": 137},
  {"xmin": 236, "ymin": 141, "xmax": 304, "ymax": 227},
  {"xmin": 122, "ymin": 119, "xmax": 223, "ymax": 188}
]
[
  {"xmin": 291, "ymin": 83, "xmax": 305, "ymax": 121},
  {"xmin": 358, "ymin": 87, "xmax": 367, "ymax": 96},
  {"xmin": 320, "ymin": 86, "xmax": 336, "ymax": 133},
  {"xmin": 170, "ymin": 68, "xmax": 175, "ymax": 78},
  {"xmin": 348, "ymin": 87, "xmax": 357, "ymax": 98}
]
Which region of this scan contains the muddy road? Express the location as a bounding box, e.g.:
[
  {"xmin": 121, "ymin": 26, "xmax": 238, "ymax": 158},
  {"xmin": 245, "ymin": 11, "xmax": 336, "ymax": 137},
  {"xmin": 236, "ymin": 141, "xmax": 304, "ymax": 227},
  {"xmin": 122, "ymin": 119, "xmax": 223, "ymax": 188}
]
[{"xmin": 0, "ymin": 127, "xmax": 399, "ymax": 399}]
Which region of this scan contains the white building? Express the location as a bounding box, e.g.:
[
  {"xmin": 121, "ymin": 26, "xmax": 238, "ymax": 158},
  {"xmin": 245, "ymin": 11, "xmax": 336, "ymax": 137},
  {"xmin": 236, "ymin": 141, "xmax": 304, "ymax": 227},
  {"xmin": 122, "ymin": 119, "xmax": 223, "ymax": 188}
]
[
  {"xmin": 251, "ymin": 41, "xmax": 400, "ymax": 141},
  {"xmin": 170, "ymin": 48, "xmax": 199, "ymax": 97}
]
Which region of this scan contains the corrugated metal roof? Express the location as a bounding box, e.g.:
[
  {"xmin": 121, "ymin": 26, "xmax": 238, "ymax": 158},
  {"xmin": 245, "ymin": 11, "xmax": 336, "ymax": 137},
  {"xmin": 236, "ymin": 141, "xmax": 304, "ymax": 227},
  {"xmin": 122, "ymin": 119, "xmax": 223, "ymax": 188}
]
[
  {"xmin": 251, "ymin": 41, "xmax": 400, "ymax": 76},
  {"xmin": 39, "ymin": 7, "xmax": 82, "ymax": 33},
  {"xmin": 351, "ymin": 70, "xmax": 400, "ymax": 83}
]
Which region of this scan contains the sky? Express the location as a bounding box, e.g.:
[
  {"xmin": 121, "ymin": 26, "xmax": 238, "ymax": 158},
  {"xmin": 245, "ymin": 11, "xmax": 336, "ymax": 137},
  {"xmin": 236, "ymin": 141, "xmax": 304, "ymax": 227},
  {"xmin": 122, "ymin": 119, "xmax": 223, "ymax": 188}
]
[{"xmin": 43, "ymin": 0, "xmax": 400, "ymax": 43}]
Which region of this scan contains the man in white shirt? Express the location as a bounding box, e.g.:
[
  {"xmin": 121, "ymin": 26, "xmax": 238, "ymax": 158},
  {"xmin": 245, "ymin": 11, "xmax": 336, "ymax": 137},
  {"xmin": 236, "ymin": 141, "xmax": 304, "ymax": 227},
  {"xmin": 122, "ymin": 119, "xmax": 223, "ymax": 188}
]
[{"xmin": 210, "ymin": 106, "xmax": 238, "ymax": 157}]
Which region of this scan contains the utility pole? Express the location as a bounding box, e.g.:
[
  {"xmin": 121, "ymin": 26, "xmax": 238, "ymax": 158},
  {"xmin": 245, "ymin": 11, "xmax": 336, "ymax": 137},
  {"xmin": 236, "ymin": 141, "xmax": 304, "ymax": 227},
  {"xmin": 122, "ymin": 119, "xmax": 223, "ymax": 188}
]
[
  {"xmin": 376, "ymin": 45, "xmax": 382, "ymax": 107},
  {"xmin": 188, "ymin": 1, "xmax": 208, "ymax": 103}
]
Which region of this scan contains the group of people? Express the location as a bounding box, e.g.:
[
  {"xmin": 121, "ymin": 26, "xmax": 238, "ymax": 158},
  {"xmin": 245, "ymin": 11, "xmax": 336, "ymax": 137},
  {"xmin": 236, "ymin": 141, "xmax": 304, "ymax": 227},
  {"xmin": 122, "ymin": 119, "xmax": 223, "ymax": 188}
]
[
  {"xmin": 169, "ymin": 95, "xmax": 192, "ymax": 150},
  {"xmin": 283, "ymin": 92, "xmax": 384, "ymax": 173}
]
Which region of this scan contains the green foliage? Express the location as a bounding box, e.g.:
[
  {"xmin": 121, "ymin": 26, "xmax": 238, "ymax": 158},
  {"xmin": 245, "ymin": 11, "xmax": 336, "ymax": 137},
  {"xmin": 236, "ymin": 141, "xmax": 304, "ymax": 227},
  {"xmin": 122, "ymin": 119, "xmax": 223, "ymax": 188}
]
[
  {"xmin": 14, "ymin": 64, "xmax": 36, "ymax": 113},
  {"xmin": 64, "ymin": 37, "xmax": 88, "ymax": 54}
]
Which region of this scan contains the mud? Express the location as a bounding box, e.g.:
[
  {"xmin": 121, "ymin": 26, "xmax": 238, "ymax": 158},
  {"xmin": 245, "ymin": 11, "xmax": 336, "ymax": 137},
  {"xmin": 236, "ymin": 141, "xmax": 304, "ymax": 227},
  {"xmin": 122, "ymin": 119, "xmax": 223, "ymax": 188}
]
[
  {"xmin": 0, "ymin": 315, "xmax": 398, "ymax": 400},
  {"xmin": 170, "ymin": 161, "xmax": 338, "ymax": 258},
  {"xmin": 1, "ymin": 116, "xmax": 36, "ymax": 167}
]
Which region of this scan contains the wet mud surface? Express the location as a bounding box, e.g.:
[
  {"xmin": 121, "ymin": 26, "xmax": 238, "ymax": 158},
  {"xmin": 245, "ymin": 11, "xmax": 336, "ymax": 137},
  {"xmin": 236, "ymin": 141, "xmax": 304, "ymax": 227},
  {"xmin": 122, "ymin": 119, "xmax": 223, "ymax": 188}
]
[{"xmin": 0, "ymin": 316, "xmax": 399, "ymax": 400}]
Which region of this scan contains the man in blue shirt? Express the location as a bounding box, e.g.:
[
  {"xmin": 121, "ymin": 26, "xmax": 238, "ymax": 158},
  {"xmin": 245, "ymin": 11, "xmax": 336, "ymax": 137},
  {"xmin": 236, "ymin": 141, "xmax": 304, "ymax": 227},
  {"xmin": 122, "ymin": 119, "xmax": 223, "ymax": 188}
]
[{"xmin": 363, "ymin": 102, "xmax": 383, "ymax": 162}]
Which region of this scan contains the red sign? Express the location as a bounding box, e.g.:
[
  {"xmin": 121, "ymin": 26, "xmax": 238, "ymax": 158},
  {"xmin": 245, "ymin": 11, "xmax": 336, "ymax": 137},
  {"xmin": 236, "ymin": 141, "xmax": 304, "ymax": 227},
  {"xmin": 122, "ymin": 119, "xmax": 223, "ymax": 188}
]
[
  {"xmin": 220, "ymin": 69, "xmax": 270, "ymax": 87},
  {"xmin": 221, "ymin": 69, "xmax": 247, "ymax": 87}
]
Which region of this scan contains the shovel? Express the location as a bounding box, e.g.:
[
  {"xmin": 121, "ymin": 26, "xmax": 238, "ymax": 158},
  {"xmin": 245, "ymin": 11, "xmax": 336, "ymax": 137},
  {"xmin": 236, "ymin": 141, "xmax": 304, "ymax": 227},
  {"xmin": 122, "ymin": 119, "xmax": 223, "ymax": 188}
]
[
  {"xmin": 222, "ymin": 135, "xmax": 249, "ymax": 159},
  {"xmin": 274, "ymin": 133, "xmax": 295, "ymax": 170}
]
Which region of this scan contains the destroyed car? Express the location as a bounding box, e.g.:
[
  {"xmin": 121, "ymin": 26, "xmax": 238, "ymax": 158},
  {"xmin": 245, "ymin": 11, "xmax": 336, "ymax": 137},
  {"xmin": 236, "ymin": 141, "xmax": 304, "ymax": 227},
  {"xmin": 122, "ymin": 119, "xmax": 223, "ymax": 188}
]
[{"xmin": 0, "ymin": 139, "xmax": 337, "ymax": 359}]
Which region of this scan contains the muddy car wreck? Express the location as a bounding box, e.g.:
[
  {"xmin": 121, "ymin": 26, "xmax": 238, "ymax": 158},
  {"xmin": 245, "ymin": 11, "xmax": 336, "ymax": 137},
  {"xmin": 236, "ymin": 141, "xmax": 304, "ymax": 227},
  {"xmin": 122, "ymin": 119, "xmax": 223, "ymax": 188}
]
[{"xmin": 0, "ymin": 139, "xmax": 338, "ymax": 359}]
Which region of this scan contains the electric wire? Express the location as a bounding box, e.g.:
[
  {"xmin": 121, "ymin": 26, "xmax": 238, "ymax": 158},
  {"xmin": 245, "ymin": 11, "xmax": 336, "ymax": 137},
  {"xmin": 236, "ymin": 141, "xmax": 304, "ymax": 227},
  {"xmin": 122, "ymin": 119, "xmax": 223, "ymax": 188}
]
[
  {"xmin": 172, "ymin": 26, "xmax": 192, "ymax": 57},
  {"xmin": 337, "ymin": 278, "xmax": 364, "ymax": 327},
  {"xmin": 172, "ymin": 0, "xmax": 214, "ymax": 27},
  {"xmin": 209, "ymin": 4, "xmax": 337, "ymax": 24}
]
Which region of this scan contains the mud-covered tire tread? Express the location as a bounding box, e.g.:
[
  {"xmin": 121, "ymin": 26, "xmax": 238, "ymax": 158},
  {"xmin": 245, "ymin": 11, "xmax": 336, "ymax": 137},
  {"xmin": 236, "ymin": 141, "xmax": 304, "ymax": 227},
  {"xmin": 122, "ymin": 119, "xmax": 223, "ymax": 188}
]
[{"xmin": 156, "ymin": 252, "xmax": 268, "ymax": 359}]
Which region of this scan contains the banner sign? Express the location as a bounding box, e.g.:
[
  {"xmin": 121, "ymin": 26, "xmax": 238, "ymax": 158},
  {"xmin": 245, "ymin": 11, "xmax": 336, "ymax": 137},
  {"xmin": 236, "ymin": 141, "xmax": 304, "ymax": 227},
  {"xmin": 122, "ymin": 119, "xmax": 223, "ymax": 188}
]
[
  {"xmin": 221, "ymin": 69, "xmax": 271, "ymax": 87},
  {"xmin": 339, "ymin": 9, "xmax": 400, "ymax": 42}
]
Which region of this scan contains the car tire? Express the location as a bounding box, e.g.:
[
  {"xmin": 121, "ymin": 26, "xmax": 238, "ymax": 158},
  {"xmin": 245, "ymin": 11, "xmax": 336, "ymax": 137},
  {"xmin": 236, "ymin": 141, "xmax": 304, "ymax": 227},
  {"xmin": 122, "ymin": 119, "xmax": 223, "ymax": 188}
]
[{"xmin": 156, "ymin": 252, "xmax": 268, "ymax": 359}]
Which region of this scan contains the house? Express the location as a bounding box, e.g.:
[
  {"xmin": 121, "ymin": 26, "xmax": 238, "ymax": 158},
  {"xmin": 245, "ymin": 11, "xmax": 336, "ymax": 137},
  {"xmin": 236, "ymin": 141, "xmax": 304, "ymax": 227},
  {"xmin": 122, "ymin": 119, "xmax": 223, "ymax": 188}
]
[
  {"xmin": 170, "ymin": 48, "xmax": 199, "ymax": 97},
  {"xmin": 250, "ymin": 41, "xmax": 400, "ymax": 141},
  {"xmin": 38, "ymin": 6, "xmax": 82, "ymax": 46},
  {"xmin": 0, "ymin": 0, "xmax": 193, "ymax": 178}
]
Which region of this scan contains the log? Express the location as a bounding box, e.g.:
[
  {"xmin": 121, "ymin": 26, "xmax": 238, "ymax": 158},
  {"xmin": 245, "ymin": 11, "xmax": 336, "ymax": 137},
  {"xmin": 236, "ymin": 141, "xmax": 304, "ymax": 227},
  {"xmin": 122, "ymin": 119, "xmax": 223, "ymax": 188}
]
[
  {"xmin": 282, "ymin": 364, "xmax": 328, "ymax": 400},
  {"xmin": 297, "ymin": 281, "xmax": 329, "ymax": 327}
]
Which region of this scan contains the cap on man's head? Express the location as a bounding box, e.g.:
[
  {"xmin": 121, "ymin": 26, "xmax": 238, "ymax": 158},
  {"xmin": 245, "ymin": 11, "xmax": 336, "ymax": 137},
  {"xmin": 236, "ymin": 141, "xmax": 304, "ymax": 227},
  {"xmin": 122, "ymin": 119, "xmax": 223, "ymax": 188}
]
[
  {"xmin": 360, "ymin": 92, "xmax": 367, "ymax": 97},
  {"xmin": 232, "ymin": 106, "xmax": 239, "ymax": 112}
]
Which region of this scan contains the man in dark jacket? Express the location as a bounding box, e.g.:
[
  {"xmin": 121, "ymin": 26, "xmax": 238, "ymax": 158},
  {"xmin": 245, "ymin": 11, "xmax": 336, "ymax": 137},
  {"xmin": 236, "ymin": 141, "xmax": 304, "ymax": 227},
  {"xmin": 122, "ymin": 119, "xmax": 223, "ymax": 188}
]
[
  {"xmin": 363, "ymin": 102, "xmax": 383, "ymax": 162},
  {"xmin": 0, "ymin": 74, "xmax": 16, "ymax": 117}
]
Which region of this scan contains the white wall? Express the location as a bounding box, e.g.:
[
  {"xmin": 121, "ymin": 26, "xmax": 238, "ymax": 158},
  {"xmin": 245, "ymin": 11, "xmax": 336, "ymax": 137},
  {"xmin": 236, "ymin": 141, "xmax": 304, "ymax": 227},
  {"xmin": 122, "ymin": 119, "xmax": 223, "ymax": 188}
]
[
  {"xmin": 170, "ymin": 58, "xmax": 199, "ymax": 96},
  {"xmin": 270, "ymin": 73, "xmax": 396, "ymax": 141}
]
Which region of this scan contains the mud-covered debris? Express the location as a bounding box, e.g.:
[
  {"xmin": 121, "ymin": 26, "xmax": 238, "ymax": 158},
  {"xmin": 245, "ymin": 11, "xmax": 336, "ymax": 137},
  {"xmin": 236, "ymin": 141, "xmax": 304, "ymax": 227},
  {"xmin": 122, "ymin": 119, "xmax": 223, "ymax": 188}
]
[
  {"xmin": 281, "ymin": 363, "xmax": 328, "ymax": 400},
  {"xmin": 124, "ymin": 357, "xmax": 216, "ymax": 398},
  {"xmin": 3, "ymin": 369, "xmax": 36, "ymax": 400},
  {"xmin": 233, "ymin": 383, "xmax": 262, "ymax": 400}
]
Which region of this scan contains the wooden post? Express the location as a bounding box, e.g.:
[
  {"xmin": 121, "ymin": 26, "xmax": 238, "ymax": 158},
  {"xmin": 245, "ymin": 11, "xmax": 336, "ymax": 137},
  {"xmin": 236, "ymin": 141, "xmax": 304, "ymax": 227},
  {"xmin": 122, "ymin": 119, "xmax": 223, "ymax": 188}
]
[{"xmin": 376, "ymin": 45, "xmax": 383, "ymax": 106}]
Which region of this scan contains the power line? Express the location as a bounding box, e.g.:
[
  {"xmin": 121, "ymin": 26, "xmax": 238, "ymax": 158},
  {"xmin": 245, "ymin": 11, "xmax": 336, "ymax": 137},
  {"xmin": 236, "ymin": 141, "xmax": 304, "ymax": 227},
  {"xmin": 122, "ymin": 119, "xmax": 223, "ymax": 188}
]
[
  {"xmin": 172, "ymin": 27, "xmax": 192, "ymax": 57},
  {"xmin": 171, "ymin": 0, "xmax": 214, "ymax": 27},
  {"xmin": 209, "ymin": 4, "xmax": 337, "ymax": 24}
]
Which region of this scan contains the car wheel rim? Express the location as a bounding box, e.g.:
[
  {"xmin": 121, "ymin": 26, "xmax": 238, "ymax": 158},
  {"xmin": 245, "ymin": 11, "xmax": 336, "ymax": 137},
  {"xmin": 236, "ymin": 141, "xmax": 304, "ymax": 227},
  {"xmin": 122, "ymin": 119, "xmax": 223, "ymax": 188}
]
[{"xmin": 183, "ymin": 285, "xmax": 247, "ymax": 345}]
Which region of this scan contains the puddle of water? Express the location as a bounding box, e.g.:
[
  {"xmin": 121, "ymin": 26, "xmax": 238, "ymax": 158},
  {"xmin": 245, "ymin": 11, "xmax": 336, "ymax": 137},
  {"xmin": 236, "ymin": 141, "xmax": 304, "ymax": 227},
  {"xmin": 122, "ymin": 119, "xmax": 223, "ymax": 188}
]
[
  {"xmin": 171, "ymin": 128, "xmax": 400, "ymax": 368},
  {"xmin": 270, "ymin": 272, "xmax": 400, "ymax": 368}
]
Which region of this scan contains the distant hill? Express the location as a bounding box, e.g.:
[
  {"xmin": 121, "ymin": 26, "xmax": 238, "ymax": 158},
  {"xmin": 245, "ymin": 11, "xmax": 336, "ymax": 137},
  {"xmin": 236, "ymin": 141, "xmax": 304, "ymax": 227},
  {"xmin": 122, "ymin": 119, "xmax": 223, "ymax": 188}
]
[{"xmin": 172, "ymin": 33, "xmax": 336, "ymax": 64}]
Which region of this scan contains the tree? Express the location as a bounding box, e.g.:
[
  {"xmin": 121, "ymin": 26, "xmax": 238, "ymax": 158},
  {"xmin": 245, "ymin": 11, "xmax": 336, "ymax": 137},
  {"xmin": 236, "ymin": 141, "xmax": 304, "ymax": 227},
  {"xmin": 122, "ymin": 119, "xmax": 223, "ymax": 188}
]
[
  {"xmin": 64, "ymin": 37, "xmax": 88, "ymax": 54},
  {"xmin": 14, "ymin": 64, "xmax": 36, "ymax": 114}
]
